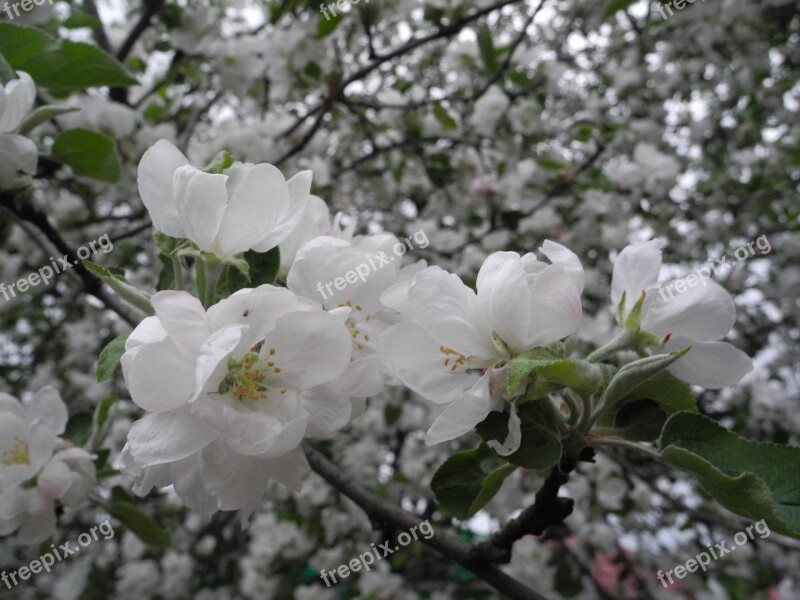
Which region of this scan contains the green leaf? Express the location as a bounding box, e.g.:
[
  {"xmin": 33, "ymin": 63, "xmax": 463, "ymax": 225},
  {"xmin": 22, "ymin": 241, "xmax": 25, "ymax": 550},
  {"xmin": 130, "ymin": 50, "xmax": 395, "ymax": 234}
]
[
  {"xmin": 431, "ymin": 445, "xmax": 516, "ymax": 519},
  {"xmin": 476, "ymin": 25, "xmax": 497, "ymax": 74},
  {"xmin": 88, "ymin": 395, "xmax": 118, "ymax": 450},
  {"xmin": 18, "ymin": 105, "xmax": 79, "ymax": 135},
  {"xmin": 603, "ymin": 0, "xmax": 637, "ymax": 18},
  {"xmin": 0, "ymin": 23, "xmax": 137, "ymax": 91},
  {"xmin": 601, "ymin": 372, "xmax": 697, "ymax": 441},
  {"xmin": 83, "ymin": 261, "xmax": 154, "ymax": 315},
  {"xmin": 0, "ymin": 52, "xmax": 16, "ymax": 84},
  {"xmin": 96, "ymin": 337, "xmax": 127, "ymax": 383},
  {"xmin": 509, "ymin": 355, "xmax": 604, "ymax": 397},
  {"xmin": 0, "ymin": 24, "xmax": 51, "ymax": 65},
  {"xmin": 612, "ymin": 399, "xmax": 668, "ymax": 441},
  {"xmin": 64, "ymin": 412, "xmax": 93, "ymax": 446},
  {"xmin": 658, "ymin": 412, "xmax": 800, "ymax": 539},
  {"xmin": 221, "ymin": 247, "xmax": 281, "ymax": 294},
  {"xmin": 609, "ymin": 371, "xmax": 697, "ymax": 418},
  {"xmin": 62, "ymin": 11, "xmax": 103, "ymax": 30},
  {"xmin": 51, "ymin": 129, "xmax": 122, "ymax": 182},
  {"xmin": 107, "ymin": 502, "xmax": 171, "ymax": 546},
  {"xmin": 600, "ymin": 349, "xmax": 690, "ymax": 410},
  {"xmin": 433, "ymin": 103, "xmax": 457, "ymax": 129},
  {"xmin": 476, "ymin": 403, "xmax": 562, "ymax": 471},
  {"xmin": 203, "ymin": 150, "xmax": 234, "ymax": 174},
  {"xmin": 316, "ymin": 11, "xmax": 343, "ymax": 39}
]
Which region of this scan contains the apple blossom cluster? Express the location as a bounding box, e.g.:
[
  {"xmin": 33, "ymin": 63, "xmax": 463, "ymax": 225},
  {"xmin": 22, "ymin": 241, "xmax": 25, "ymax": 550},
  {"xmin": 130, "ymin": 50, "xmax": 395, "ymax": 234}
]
[
  {"xmin": 0, "ymin": 71, "xmax": 37, "ymax": 189},
  {"xmin": 0, "ymin": 388, "xmax": 96, "ymax": 544},
  {"xmin": 117, "ymin": 139, "xmax": 754, "ymax": 522}
]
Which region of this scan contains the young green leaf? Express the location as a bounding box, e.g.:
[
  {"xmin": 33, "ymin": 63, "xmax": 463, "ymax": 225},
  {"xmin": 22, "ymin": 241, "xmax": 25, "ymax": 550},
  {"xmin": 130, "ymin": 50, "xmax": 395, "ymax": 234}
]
[
  {"xmin": 600, "ymin": 349, "xmax": 690, "ymax": 410},
  {"xmin": 107, "ymin": 502, "xmax": 171, "ymax": 546},
  {"xmin": 96, "ymin": 337, "xmax": 128, "ymax": 383},
  {"xmin": 431, "ymin": 445, "xmax": 516, "ymax": 520},
  {"xmin": 83, "ymin": 261, "xmax": 154, "ymax": 315},
  {"xmin": 52, "ymin": 129, "xmax": 122, "ymax": 182}
]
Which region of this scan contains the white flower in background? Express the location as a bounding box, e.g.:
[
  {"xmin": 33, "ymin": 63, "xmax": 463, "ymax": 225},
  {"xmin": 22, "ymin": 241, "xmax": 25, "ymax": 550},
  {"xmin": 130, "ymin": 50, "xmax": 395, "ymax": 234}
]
[
  {"xmin": 58, "ymin": 97, "xmax": 138, "ymax": 138},
  {"xmin": 508, "ymin": 98, "xmax": 544, "ymax": 136},
  {"xmin": 121, "ymin": 286, "xmax": 353, "ymax": 518},
  {"xmin": 0, "ymin": 387, "xmax": 96, "ymax": 544},
  {"xmin": 632, "ymin": 142, "xmax": 680, "ymax": 188},
  {"xmin": 0, "ymin": 71, "xmax": 38, "ymax": 188},
  {"xmin": 137, "ymin": 140, "xmax": 308, "ymax": 262},
  {"xmin": 379, "ymin": 241, "xmax": 583, "ymax": 452},
  {"xmin": 611, "ymin": 240, "xmax": 753, "ymax": 387},
  {"xmin": 468, "ymin": 86, "xmax": 509, "ymax": 136}
]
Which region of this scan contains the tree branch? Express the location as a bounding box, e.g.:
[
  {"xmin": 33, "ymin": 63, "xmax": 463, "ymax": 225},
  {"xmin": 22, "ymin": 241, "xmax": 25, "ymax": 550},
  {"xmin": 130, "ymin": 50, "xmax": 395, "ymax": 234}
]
[
  {"xmin": 303, "ymin": 443, "xmax": 550, "ymax": 600},
  {"xmin": 473, "ymin": 442, "xmax": 595, "ymax": 564},
  {"xmin": 0, "ymin": 193, "xmax": 143, "ymax": 328}
]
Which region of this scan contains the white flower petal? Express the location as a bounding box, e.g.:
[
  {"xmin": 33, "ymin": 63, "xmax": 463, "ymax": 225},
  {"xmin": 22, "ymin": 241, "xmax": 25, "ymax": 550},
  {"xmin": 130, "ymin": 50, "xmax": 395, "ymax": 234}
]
[
  {"xmin": 124, "ymin": 408, "xmax": 216, "ymax": 468},
  {"xmin": 264, "ymin": 311, "xmax": 352, "ymax": 390},
  {"xmin": 527, "ymin": 265, "xmax": 583, "ymax": 347},
  {"xmin": 27, "ymin": 386, "xmax": 68, "ymax": 436},
  {"xmin": 486, "ymin": 404, "xmax": 522, "ymax": 456},
  {"xmin": 425, "ymin": 375, "xmax": 493, "ymax": 445},
  {"xmin": 611, "ymin": 240, "xmax": 663, "ymax": 315},
  {"xmin": 642, "ymin": 280, "xmax": 736, "ymax": 341},
  {"xmin": 172, "ymin": 165, "xmax": 228, "ymax": 252},
  {"xmin": 664, "ymin": 335, "xmax": 753, "ymax": 388},
  {"xmin": 476, "ymin": 252, "xmax": 532, "ymax": 354},
  {"xmin": 137, "ymin": 139, "xmax": 189, "ymax": 238},
  {"xmin": 407, "ymin": 267, "xmax": 496, "ymax": 359},
  {"xmin": 121, "ymin": 336, "xmax": 196, "ymax": 413},
  {"xmin": 379, "ymin": 322, "xmax": 483, "ymax": 404},
  {"xmin": 217, "ymin": 163, "xmax": 290, "ymax": 257},
  {"xmin": 0, "ymin": 72, "xmax": 36, "ymax": 133},
  {"xmin": 539, "ymin": 240, "xmax": 585, "ymax": 294}
]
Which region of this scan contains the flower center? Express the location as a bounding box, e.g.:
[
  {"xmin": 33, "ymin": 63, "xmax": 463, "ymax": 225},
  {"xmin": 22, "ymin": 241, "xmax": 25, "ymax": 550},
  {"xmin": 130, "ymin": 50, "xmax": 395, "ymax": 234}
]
[
  {"xmin": 337, "ymin": 301, "xmax": 372, "ymax": 350},
  {"xmin": 440, "ymin": 345, "xmax": 470, "ymax": 372},
  {"xmin": 218, "ymin": 348, "xmax": 285, "ymax": 402},
  {"xmin": 1, "ymin": 436, "xmax": 30, "ymax": 466}
]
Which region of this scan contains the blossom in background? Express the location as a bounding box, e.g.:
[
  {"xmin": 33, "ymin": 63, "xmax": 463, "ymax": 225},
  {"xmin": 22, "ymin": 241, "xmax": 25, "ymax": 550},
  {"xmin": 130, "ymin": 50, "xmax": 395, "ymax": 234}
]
[
  {"xmin": 0, "ymin": 387, "xmax": 96, "ymax": 544},
  {"xmin": 612, "ymin": 240, "xmax": 753, "ymax": 387},
  {"xmin": 137, "ymin": 139, "xmax": 309, "ymax": 262},
  {"xmin": 379, "ymin": 241, "xmax": 584, "ymax": 453},
  {"xmin": 0, "ymin": 71, "xmax": 37, "ymax": 188},
  {"xmin": 121, "ymin": 286, "xmax": 354, "ymax": 518}
]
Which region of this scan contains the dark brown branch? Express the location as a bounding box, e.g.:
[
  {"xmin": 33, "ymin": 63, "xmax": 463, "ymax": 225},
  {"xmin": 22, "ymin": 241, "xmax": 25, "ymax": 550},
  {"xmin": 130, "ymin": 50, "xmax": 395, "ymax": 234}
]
[
  {"xmin": 472, "ymin": 442, "xmax": 595, "ymax": 564},
  {"xmin": 303, "ymin": 443, "xmax": 550, "ymax": 600},
  {"xmin": 81, "ymin": 0, "xmax": 113, "ymax": 53},
  {"xmin": 117, "ymin": 0, "xmax": 166, "ymax": 61},
  {"xmin": 276, "ymin": 0, "xmax": 526, "ymax": 164},
  {"xmin": 0, "ymin": 193, "xmax": 143, "ymax": 328}
]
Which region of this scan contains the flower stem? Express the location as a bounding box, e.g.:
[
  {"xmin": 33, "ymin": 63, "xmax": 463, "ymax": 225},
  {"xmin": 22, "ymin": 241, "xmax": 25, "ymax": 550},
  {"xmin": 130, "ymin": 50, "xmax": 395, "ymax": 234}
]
[
  {"xmin": 591, "ymin": 436, "xmax": 660, "ymax": 459},
  {"xmin": 587, "ymin": 329, "xmax": 636, "ymax": 363}
]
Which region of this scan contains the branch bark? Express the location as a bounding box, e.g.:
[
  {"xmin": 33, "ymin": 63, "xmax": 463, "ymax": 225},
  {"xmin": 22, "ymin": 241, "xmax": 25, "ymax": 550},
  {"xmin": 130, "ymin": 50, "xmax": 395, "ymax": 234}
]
[
  {"xmin": 0, "ymin": 193, "xmax": 144, "ymax": 328},
  {"xmin": 303, "ymin": 443, "xmax": 550, "ymax": 600}
]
